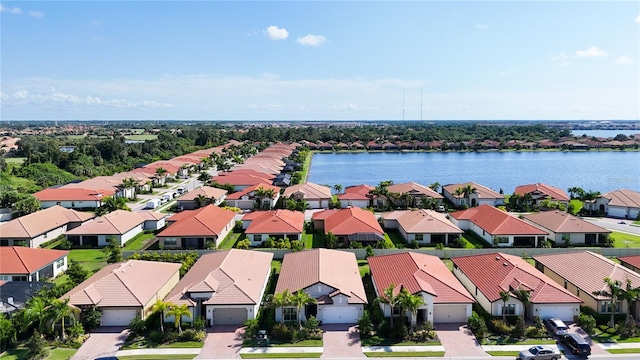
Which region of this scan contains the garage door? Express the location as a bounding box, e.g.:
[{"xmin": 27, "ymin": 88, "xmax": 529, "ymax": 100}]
[
  {"xmin": 607, "ymin": 207, "xmax": 627, "ymax": 218},
  {"xmin": 213, "ymin": 308, "xmax": 248, "ymax": 325},
  {"xmin": 537, "ymin": 305, "xmax": 574, "ymax": 322},
  {"xmin": 322, "ymin": 306, "xmax": 359, "ymax": 324},
  {"xmin": 101, "ymin": 309, "xmax": 137, "ymax": 326},
  {"xmin": 433, "ymin": 304, "xmax": 468, "ymax": 323}
]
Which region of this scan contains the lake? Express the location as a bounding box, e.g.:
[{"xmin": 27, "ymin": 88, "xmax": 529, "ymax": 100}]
[{"xmin": 307, "ymin": 151, "xmax": 640, "ymax": 194}]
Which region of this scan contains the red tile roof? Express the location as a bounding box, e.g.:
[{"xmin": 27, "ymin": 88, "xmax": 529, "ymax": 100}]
[
  {"xmin": 514, "ymin": 183, "xmax": 570, "ymax": 202},
  {"xmin": 450, "ymin": 204, "xmax": 547, "ymax": 236},
  {"xmin": 0, "ymin": 206, "xmax": 95, "ymax": 239},
  {"xmin": 223, "ymin": 169, "xmax": 275, "ymax": 180},
  {"xmin": 523, "ymin": 211, "xmax": 610, "ymax": 234},
  {"xmin": 0, "ymin": 247, "xmax": 69, "ymax": 274},
  {"xmin": 211, "ymin": 173, "xmax": 272, "ymax": 187},
  {"xmin": 65, "ymin": 210, "xmax": 156, "ymax": 235},
  {"xmin": 338, "ymin": 184, "xmax": 374, "ymax": 200},
  {"xmin": 34, "ymin": 187, "xmax": 115, "ymax": 201},
  {"xmin": 245, "ymin": 210, "xmax": 305, "ymax": 235},
  {"xmin": 176, "ymin": 186, "xmax": 228, "ymax": 201},
  {"xmin": 369, "ymin": 252, "xmax": 474, "ymax": 303},
  {"xmin": 282, "ymin": 182, "xmax": 332, "ymax": 200},
  {"xmin": 158, "ymin": 205, "xmax": 236, "ymax": 237},
  {"xmin": 276, "ymin": 249, "xmax": 367, "ymax": 304},
  {"xmin": 618, "ymin": 255, "xmax": 640, "ymax": 271},
  {"xmin": 534, "ymin": 251, "xmax": 640, "ymax": 301},
  {"xmin": 599, "ymin": 189, "xmax": 640, "ymax": 208},
  {"xmin": 382, "ymin": 210, "xmax": 463, "ymax": 234},
  {"xmin": 386, "ymin": 182, "xmax": 444, "ymax": 199},
  {"xmin": 452, "ymin": 252, "xmax": 581, "ymax": 304},
  {"xmin": 225, "ymin": 183, "xmax": 281, "ymax": 200},
  {"xmin": 313, "ymin": 207, "xmax": 383, "ymax": 236}
]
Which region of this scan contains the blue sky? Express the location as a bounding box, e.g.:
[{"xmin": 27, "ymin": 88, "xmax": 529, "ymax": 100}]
[{"xmin": 1, "ymin": 1, "xmax": 638, "ymax": 121}]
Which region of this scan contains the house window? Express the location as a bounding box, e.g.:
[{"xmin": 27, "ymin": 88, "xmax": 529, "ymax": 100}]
[
  {"xmin": 164, "ymin": 238, "xmax": 177, "ymax": 246},
  {"xmin": 502, "ymin": 304, "xmax": 516, "ymax": 315},
  {"xmin": 0, "ymin": 275, "xmax": 10, "ymax": 281},
  {"xmin": 55, "ymin": 259, "xmax": 65, "ymax": 269},
  {"xmin": 283, "ymin": 307, "xmax": 297, "ymax": 321},
  {"xmin": 415, "ymin": 234, "xmax": 424, "ymax": 242},
  {"xmin": 495, "ymin": 236, "xmax": 509, "ymax": 244},
  {"xmin": 12, "ymin": 276, "xmax": 27, "ymax": 282},
  {"xmin": 43, "ymin": 233, "xmax": 48, "ymax": 239},
  {"xmin": 600, "ymin": 301, "xmax": 621, "ymax": 313},
  {"xmin": 71, "ymin": 202, "xmax": 75, "ymax": 208},
  {"xmin": 577, "ymin": 289, "xmax": 580, "ymax": 296},
  {"xmin": 561, "ymin": 233, "xmax": 571, "ymax": 243},
  {"xmin": 253, "ymin": 235, "xmax": 262, "ymax": 243},
  {"xmin": 392, "ymin": 307, "xmax": 402, "ymax": 316}
]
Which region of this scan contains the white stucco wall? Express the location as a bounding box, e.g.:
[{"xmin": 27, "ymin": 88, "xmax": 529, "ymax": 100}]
[
  {"xmin": 40, "ymin": 200, "xmax": 102, "ymax": 209},
  {"xmin": 339, "ymin": 199, "xmax": 370, "ymax": 209}
]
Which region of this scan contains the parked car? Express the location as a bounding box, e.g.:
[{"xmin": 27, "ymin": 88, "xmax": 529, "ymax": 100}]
[
  {"xmin": 558, "ymin": 333, "xmax": 591, "ymax": 357},
  {"xmin": 517, "ymin": 345, "xmax": 561, "ymax": 360},
  {"xmin": 544, "ymin": 318, "xmax": 569, "ymax": 336}
]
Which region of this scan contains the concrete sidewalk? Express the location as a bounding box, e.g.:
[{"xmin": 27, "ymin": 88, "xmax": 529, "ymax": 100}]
[
  {"xmin": 116, "ymin": 348, "xmax": 202, "ymax": 357},
  {"xmin": 362, "ymin": 345, "xmax": 446, "ymax": 353},
  {"xmin": 240, "ymin": 346, "xmax": 323, "ymax": 354}
]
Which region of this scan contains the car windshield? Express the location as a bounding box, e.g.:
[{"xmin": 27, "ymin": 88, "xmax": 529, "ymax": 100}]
[{"xmin": 529, "ymin": 347, "xmax": 539, "ymax": 355}]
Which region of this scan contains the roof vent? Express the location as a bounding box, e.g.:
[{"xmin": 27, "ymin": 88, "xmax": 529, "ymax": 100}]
[
  {"xmin": 503, "ymin": 262, "xmax": 508, "ymax": 266},
  {"xmin": 495, "ymin": 256, "xmax": 501, "ymax": 260}
]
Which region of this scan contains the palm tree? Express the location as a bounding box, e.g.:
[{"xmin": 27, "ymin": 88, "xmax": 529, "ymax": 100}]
[
  {"xmin": 593, "ymin": 277, "xmax": 623, "ymax": 328},
  {"xmin": 166, "ymin": 303, "xmax": 192, "ymax": 333},
  {"xmin": 378, "ymin": 283, "xmax": 401, "ymax": 328},
  {"xmin": 499, "ymin": 290, "xmax": 511, "ymax": 321},
  {"xmin": 290, "ymin": 290, "xmax": 317, "ymax": 329},
  {"xmin": 429, "ymin": 182, "xmax": 441, "ymax": 192},
  {"xmin": 194, "ymin": 194, "xmax": 209, "ymax": 208},
  {"xmin": 198, "ymin": 171, "xmax": 210, "ymax": 183},
  {"xmin": 24, "ymin": 297, "xmax": 47, "ymax": 333},
  {"xmin": 400, "ymin": 192, "xmax": 413, "ymax": 209},
  {"xmin": 333, "ymin": 184, "xmax": 343, "ymax": 195},
  {"xmin": 398, "ymin": 289, "xmax": 425, "ymax": 333},
  {"xmin": 151, "ymin": 299, "xmax": 170, "ymax": 333},
  {"xmin": 619, "ymin": 278, "xmax": 640, "ymax": 324},
  {"xmin": 511, "ymin": 286, "xmax": 531, "ymax": 319},
  {"xmin": 155, "ymin": 167, "xmax": 167, "ymax": 178},
  {"xmin": 46, "ymin": 298, "xmax": 79, "ymax": 340}
]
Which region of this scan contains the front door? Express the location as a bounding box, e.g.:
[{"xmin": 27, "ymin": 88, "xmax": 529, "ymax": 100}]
[{"xmin": 305, "ymin": 304, "xmax": 317, "ymax": 318}]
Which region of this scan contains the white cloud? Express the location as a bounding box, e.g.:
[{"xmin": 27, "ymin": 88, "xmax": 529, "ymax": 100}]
[
  {"xmin": 576, "ymin": 46, "xmax": 608, "ymax": 57},
  {"xmin": 329, "ymin": 103, "xmax": 359, "ymax": 111},
  {"xmin": 0, "ymin": 4, "xmax": 21, "ymax": 14},
  {"xmin": 29, "ymin": 10, "xmax": 44, "ymax": 18},
  {"xmin": 1, "ymin": 88, "xmax": 174, "ymax": 109},
  {"xmin": 550, "ymin": 53, "xmax": 569, "ymax": 67},
  {"xmin": 636, "ymin": 14, "xmax": 640, "ymax": 23},
  {"xmin": 475, "ymin": 24, "xmax": 488, "ymax": 30},
  {"xmin": 296, "ymin": 34, "xmax": 328, "ymax": 46},
  {"xmin": 616, "ymin": 56, "xmax": 633, "ymax": 65},
  {"xmin": 264, "ymin": 25, "xmax": 289, "ymax": 40}
]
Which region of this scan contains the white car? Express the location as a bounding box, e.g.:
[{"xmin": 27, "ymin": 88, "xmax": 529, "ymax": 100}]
[
  {"xmin": 517, "ymin": 345, "xmax": 561, "ymax": 360},
  {"xmin": 544, "ymin": 318, "xmax": 569, "ymax": 336}
]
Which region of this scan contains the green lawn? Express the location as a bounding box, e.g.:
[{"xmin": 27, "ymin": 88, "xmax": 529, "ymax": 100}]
[
  {"xmin": 122, "ymin": 338, "xmax": 204, "ymax": 350},
  {"xmin": 299, "ymin": 151, "xmax": 313, "ymax": 183},
  {"xmin": 0, "ymin": 347, "xmax": 76, "ymax": 360},
  {"xmin": 302, "ymin": 231, "xmax": 313, "ymax": 249},
  {"xmin": 569, "ymin": 199, "xmax": 583, "ymax": 214},
  {"xmin": 311, "ymin": 231, "xmax": 324, "ymax": 248},
  {"xmin": 358, "ymin": 260, "xmax": 370, "ymax": 277},
  {"xmin": 123, "ymin": 232, "xmax": 156, "ymax": 251},
  {"xmin": 382, "ymin": 233, "xmax": 396, "ymax": 248},
  {"xmin": 386, "ymin": 230, "xmax": 405, "ymax": 247},
  {"xmin": 482, "ymin": 336, "xmax": 555, "ymax": 345},
  {"xmin": 219, "ymin": 232, "xmax": 244, "ymax": 249},
  {"xmin": 360, "ymin": 337, "xmax": 440, "ymax": 347},
  {"xmin": 607, "ymin": 348, "xmax": 640, "ymax": 354},
  {"xmin": 364, "ymin": 351, "xmax": 445, "ymax": 357},
  {"xmin": 240, "ymin": 354, "xmax": 321, "ymax": 359},
  {"xmin": 461, "ymin": 230, "xmax": 489, "ymax": 248},
  {"xmin": 611, "ymin": 231, "xmax": 640, "ymax": 248},
  {"xmin": 269, "ymin": 339, "xmax": 323, "ymax": 347},
  {"xmin": 5, "ymin": 157, "xmax": 26, "ymax": 164},
  {"xmin": 485, "ymin": 351, "xmax": 520, "ymax": 356},
  {"xmin": 159, "ymin": 342, "xmax": 203, "ymax": 349},
  {"xmin": 591, "ymin": 325, "xmax": 640, "ymax": 343},
  {"xmin": 125, "ymin": 134, "xmax": 158, "ymax": 141},
  {"xmin": 271, "ymin": 260, "xmax": 282, "ymax": 274},
  {"xmin": 68, "ymin": 249, "xmax": 107, "ymax": 273}
]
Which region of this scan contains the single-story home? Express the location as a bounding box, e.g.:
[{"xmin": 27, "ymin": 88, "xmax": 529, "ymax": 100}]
[
  {"xmin": 34, "ymin": 187, "xmax": 116, "ymax": 209},
  {"xmin": 522, "ymin": 211, "xmax": 610, "ymax": 245},
  {"xmin": 0, "ymin": 246, "xmax": 69, "ymax": 282},
  {"xmin": 514, "ymin": 183, "xmax": 570, "ymax": 206},
  {"xmin": 452, "ymin": 252, "xmax": 582, "ymax": 322},
  {"xmin": 618, "ymin": 255, "xmax": 640, "ymax": 273},
  {"xmin": 225, "ymin": 183, "xmax": 281, "ymax": 210},
  {"xmin": 242, "ymin": 210, "xmax": 305, "ymax": 246},
  {"xmin": 176, "ymin": 186, "xmax": 228, "ymax": 210},
  {"xmin": 312, "ymin": 207, "xmax": 384, "ymax": 246},
  {"xmin": 442, "ymin": 182, "xmax": 505, "ymax": 208},
  {"xmin": 449, "ymin": 204, "xmax": 548, "ymax": 247},
  {"xmin": 157, "ymin": 204, "xmax": 236, "ymax": 249},
  {"xmin": 64, "ymin": 210, "xmax": 165, "ymax": 247},
  {"xmin": 338, "ymin": 184, "xmax": 374, "ymax": 209},
  {"xmin": 62, "ymin": 260, "xmax": 181, "ymax": 326},
  {"xmin": 275, "ymin": 249, "xmax": 367, "ymax": 324},
  {"xmin": 534, "ymin": 251, "xmax": 640, "ymax": 320},
  {"xmin": 369, "ymin": 252, "xmax": 475, "ymax": 324},
  {"xmin": 282, "ymin": 182, "xmax": 332, "ymax": 209},
  {"xmin": 373, "ymin": 182, "xmax": 444, "ymax": 209},
  {"xmin": 1, "ymin": 281, "xmax": 53, "ymax": 315},
  {"xmin": 163, "ymin": 249, "xmax": 273, "ymax": 326},
  {"xmin": 211, "ymin": 173, "xmax": 273, "ymax": 192},
  {"xmin": 0, "ymin": 206, "xmax": 95, "ymax": 248},
  {"xmin": 585, "ymin": 189, "xmax": 640, "ymax": 219},
  {"xmin": 381, "ymin": 209, "xmax": 463, "ymax": 246}
]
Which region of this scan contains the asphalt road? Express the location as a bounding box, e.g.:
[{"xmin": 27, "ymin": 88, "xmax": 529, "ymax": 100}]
[
  {"xmin": 583, "ymin": 217, "xmax": 640, "ymax": 236},
  {"xmin": 129, "ymin": 174, "xmax": 207, "ymax": 212}
]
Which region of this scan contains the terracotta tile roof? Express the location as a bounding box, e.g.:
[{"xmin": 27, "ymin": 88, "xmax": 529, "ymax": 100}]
[
  {"xmin": 224, "ymin": 169, "xmax": 275, "ymax": 180},
  {"xmin": 338, "ymin": 184, "xmax": 374, "ymax": 200},
  {"xmin": 369, "ymin": 252, "xmax": 474, "ymax": 303},
  {"xmin": 452, "ymin": 252, "xmax": 581, "ymax": 304},
  {"xmin": 62, "ymin": 260, "xmax": 181, "ymax": 307},
  {"xmin": 0, "ymin": 247, "xmax": 69, "ymax": 274},
  {"xmin": 534, "ymin": 251, "xmax": 640, "ymax": 301},
  {"xmin": 225, "ymin": 183, "xmax": 280, "ymax": 200},
  {"xmin": 618, "ymin": 255, "xmax": 640, "ymax": 271},
  {"xmin": 176, "ymin": 186, "xmax": 228, "ymax": 201},
  {"xmin": 313, "ymin": 207, "xmax": 383, "ymax": 236},
  {"xmin": 282, "ymin": 182, "xmax": 332, "ymax": 200},
  {"xmin": 382, "ymin": 210, "xmax": 463, "ymax": 234},
  {"xmin": 164, "ymin": 249, "xmax": 273, "ymax": 306},
  {"xmin": 211, "ymin": 173, "xmax": 272, "ymax": 187},
  {"xmin": 514, "ymin": 183, "xmax": 570, "ymax": 202},
  {"xmin": 245, "ymin": 210, "xmax": 305, "ymax": 235},
  {"xmin": 158, "ymin": 205, "xmax": 236, "ymax": 237},
  {"xmin": 523, "ymin": 211, "xmax": 610, "ymax": 234},
  {"xmin": 136, "ymin": 211, "xmax": 166, "ymax": 221},
  {"xmin": 386, "ymin": 182, "xmax": 444, "ymax": 199},
  {"xmin": 65, "ymin": 210, "xmax": 150, "ymax": 235},
  {"xmin": 600, "ymin": 189, "xmax": 640, "ymax": 208},
  {"xmin": 442, "ymin": 182, "xmax": 504, "ymax": 200},
  {"xmin": 34, "ymin": 187, "xmax": 115, "ymax": 202},
  {"xmin": 0, "ymin": 206, "xmax": 95, "ymax": 239},
  {"xmin": 450, "ymin": 204, "xmax": 547, "ymax": 236},
  {"xmin": 276, "ymin": 249, "xmax": 367, "ymax": 304}
]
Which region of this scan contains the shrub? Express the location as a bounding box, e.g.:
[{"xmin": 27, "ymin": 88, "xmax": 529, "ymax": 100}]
[
  {"xmin": 578, "ymin": 313, "xmax": 596, "ymax": 335},
  {"xmin": 192, "ymin": 317, "xmax": 206, "ymax": 330},
  {"xmin": 25, "ymin": 331, "xmax": 49, "ymax": 360},
  {"xmin": 81, "ymin": 307, "xmax": 102, "ymax": 331},
  {"xmin": 511, "ymin": 316, "xmax": 526, "ymax": 339},
  {"xmin": 435, "ymin": 242, "xmax": 444, "ymax": 250},
  {"xmin": 129, "ymin": 317, "xmax": 147, "ymax": 336},
  {"xmin": 357, "ymin": 311, "xmax": 374, "ymax": 338},
  {"xmin": 467, "ymin": 311, "xmax": 487, "ymax": 339},
  {"xmin": 365, "ymin": 245, "xmax": 374, "ymax": 258},
  {"xmin": 67, "ymin": 323, "xmax": 85, "ymax": 340},
  {"xmin": 148, "ymin": 330, "xmax": 166, "ymax": 344},
  {"xmin": 489, "ymin": 319, "xmax": 513, "ymax": 335},
  {"xmin": 178, "ymin": 329, "xmax": 205, "ymax": 342},
  {"xmin": 391, "ymin": 319, "xmax": 408, "ymax": 340},
  {"xmin": 270, "ymin": 322, "xmax": 292, "ymax": 342},
  {"xmin": 451, "ymin": 237, "xmax": 466, "ymax": 248}
]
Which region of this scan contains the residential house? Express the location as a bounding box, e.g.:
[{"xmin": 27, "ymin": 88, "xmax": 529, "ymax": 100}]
[
  {"xmin": 381, "ymin": 210, "xmax": 463, "ymax": 246},
  {"xmin": 1, "ymin": 281, "xmax": 53, "ymax": 314},
  {"xmin": 275, "ymin": 249, "xmax": 367, "ymax": 324},
  {"xmin": 34, "ymin": 187, "xmax": 115, "ymax": 209},
  {"xmin": 163, "ymin": 249, "xmax": 273, "ymax": 326},
  {"xmin": 312, "ymin": 207, "xmax": 384, "ymax": 246},
  {"xmin": 618, "ymin": 255, "xmax": 640, "ymax": 273},
  {"xmin": 64, "ymin": 210, "xmax": 164, "ymax": 247},
  {"xmin": 442, "ymin": 182, "xmax": 505, "ymax": 208},
  {"xmin": 452, "ymin": 253, "xmax": 582, "ymax": 321},
  {"xmin": 369, "ymin": 252, "xmax": 475, "ymax": 324},
  {"xmin": 585, "ymin": 189, "xmax": 640, "ymax": 219},
  {"xmin": 534, "ymin": 251, "xmax": 640, "ymax": 320},
  {"xmin": 522, "ymin": 211, "xmax": 610, "ymax": 245},
  {"xmin": 225, "ymin": 183, "xmax": 281, "ymax": 211},
  {"xmin": 449, "ymin": 204, "xmax": 548, "ymax": 247},
  {"xmin": 514, "ymin": 183, "xmax": 570, "ymax": 206},
  {"xmin": 338, "ymin": 184, "xmax": 374, "ymax": 209},
  {"xmin": 0, "ymin": 206, "xmax": 95, "ymax": 248},
  {"xmin": 242, "ymin": 210, "xmax": 305, "ymax": 246},
  {"xmin": 176, "ymin": 186, "xmax": 228, "ymax": 210},
  {"xmin": 374, "ymin": 182, "xmax": 443, "ymax": 209},
  {"xmin": 0, "ymin": 247, "xmax": 69, "ymax": 282},
  {"xmin": 211, "ymin": 173, "xmax": 273, "ymax": 191},
  {"xmin": 61, "ymin": 260, "xmax": 181, "ymax": 326},
  {"xmin": 282, "ymin": 182, "xmax": 332, "ymax": 209},
  {"xmin": 157, "ymin": 205, "xmax": 236, "ymax": 249}
]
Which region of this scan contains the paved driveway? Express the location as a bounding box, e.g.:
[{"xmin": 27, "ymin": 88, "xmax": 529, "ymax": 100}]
[
  {"xmin": 71, "ymin": 327, "xmax": 129, "ymax": 360},
  {"xmin": 197, "ymin": 325, "xmax": 244, "ymax": 359},
  {"xmin": 567, "ymin": 323, "xmax": 609, "ymax": 356},
  {"xmin": 321, "ymin": 324, "xmax": 365, "ymax": 358},
  {"xmin": 435, "ymin": 323, "xmax": 490, "ymax": 357}
]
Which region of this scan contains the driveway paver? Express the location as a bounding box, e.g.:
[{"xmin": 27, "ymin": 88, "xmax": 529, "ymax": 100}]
[
  {"xmin": 569, "ymin": 323, "xmax": 609, "ymax": 355},
  {"xmin": 435, "ymin": 323, "xmax": 490, "ymax": 357},
  {"xmin": 322, "ymin": 324, "xmax": 365, "ymax": 358},
  {"xmin": 71, "ymin": 327, "xmax": 129, "ymax": 360},
  {"xmin": 197, "ymin": 325, "xmax": 244, "ymax": 359}
]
